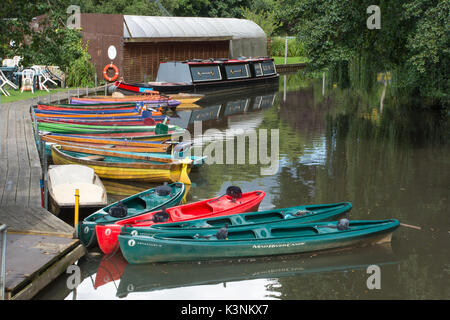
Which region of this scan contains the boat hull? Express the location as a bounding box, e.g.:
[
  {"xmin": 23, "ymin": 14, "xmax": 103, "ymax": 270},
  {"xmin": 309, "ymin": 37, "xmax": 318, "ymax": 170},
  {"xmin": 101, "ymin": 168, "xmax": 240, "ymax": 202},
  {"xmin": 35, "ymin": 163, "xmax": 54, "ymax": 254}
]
[
  {"xmin": 50, "ymin": 146, "xmax": 192, "ymax": 184},
  {"xmin": 118, "ymin": 220, "xmax": 400, "ymax": 264},
  {"xmin": 115, "ymin": 74, "xmax": 279, "ymax": 94},
  {"xmin": 77, "ymin": 182, "xmax": 185, "ymax": 248}
]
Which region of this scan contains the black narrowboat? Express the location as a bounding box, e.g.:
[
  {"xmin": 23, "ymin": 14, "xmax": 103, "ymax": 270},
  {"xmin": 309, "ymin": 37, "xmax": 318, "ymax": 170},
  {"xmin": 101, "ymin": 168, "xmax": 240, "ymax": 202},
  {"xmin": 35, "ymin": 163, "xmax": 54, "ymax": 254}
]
[{"xmin": 114, "ymin": 57, "xmax": 279, "ymax": 94}]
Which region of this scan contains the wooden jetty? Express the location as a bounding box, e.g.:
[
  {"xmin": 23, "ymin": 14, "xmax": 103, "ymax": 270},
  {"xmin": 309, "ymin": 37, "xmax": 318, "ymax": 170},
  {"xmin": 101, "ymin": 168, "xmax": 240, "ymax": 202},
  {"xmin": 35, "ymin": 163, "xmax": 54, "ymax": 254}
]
[
  {"xmin": 276, "ymin": 63, "xmax": 307, "ymax": 73},
  {"xmin": 0, "ymin": 87, "xmax": 105, "ymax": 299}
]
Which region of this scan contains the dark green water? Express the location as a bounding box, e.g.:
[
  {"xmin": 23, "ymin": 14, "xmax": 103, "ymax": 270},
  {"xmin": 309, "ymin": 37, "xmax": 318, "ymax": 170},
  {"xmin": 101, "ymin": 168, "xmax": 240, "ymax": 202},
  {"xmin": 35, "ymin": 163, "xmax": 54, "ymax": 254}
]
[{"xmin": 36, "ymin": 72, "xmax": 449, "ymax": 300}]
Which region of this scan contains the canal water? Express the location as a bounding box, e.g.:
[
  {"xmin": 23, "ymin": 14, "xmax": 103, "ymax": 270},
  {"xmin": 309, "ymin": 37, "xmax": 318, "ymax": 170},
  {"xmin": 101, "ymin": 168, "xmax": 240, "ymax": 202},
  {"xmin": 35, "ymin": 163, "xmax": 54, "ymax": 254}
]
[{"xmin": 35, "ymin": 72, "xmax": 449, "ymax": 300}]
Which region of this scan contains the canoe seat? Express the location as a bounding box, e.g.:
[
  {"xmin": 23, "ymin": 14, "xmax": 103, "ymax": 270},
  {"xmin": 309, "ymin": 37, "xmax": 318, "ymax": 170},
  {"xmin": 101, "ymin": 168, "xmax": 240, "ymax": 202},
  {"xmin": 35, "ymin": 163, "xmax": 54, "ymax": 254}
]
[
  {"xmin": 169, "ymin": 207, "xmax": 184, "ymax": 221},
  {"xmin": 207, "ymin": 199, "xmax": 241, "ymax": 212},
  {"xmin": 79, "ymin": 155, "xmax": 105, "ymax": 161}
]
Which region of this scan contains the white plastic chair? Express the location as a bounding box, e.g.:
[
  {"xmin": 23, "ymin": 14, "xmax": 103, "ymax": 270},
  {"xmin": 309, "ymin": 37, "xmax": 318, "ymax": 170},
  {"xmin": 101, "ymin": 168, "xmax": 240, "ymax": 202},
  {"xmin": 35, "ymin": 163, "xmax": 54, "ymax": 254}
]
[
  {"xmin": 40, "ymin": 68, "xmax": 58, "ymax": 92},
  {"xmin": 0, "ymin": 69, "xmax": 18, "ymax": 96},
  {"xmin": 21, "ymin": 69, "xmax": 35, "ymax": 93},
  {"xmin": 12, "ymin": 56, "xmax": 22, "ymax": 67},
  {"xmin": 2, "ymin": 59, "xmax": 15, "ymax": 67},
  {"xmin": 0, "ymin": 72, "xmax": 10, "ymax": 96}
]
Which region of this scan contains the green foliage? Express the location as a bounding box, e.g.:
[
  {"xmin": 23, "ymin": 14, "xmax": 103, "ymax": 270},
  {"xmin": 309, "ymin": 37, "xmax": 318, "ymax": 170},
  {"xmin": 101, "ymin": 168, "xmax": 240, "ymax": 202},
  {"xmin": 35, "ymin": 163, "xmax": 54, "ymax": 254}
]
[
  {"xmin": 270, "ymin": 37, "xmax": 305, "ymax": 57},
  {"xmin": 278, "ymin": 0, "xmax": 449, "ymax": 106},
  {"xmin": 66, "ymin": 41, "xmax": 96, "ymax": 87}
]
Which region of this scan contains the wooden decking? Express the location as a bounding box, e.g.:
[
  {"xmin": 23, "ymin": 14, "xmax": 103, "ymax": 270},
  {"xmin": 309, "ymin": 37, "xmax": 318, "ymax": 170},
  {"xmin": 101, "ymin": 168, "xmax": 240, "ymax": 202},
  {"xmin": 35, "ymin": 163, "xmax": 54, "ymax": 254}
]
[
  {"xmin": 0, "ymin": 88, "xmax": 105, "ymax": 299},
  {"xmin": 0, "ymin": 100, "xmax": 42, "ymax": 207}
]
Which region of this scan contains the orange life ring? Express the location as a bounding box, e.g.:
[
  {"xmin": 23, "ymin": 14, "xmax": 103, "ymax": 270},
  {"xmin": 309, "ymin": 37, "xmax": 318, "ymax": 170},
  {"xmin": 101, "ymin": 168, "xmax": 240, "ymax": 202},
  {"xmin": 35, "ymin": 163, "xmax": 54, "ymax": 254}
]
[{"xmin": 103, "ymin": 63, "xmax": 119, "ymax": 82}]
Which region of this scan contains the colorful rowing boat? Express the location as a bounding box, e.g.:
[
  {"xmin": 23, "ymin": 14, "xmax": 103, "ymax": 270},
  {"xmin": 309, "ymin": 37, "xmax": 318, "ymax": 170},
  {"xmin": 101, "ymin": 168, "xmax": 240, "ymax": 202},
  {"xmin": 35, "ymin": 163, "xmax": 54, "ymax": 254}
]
[
  {"xmin": 118, "ymin": 219, "xmax": 400, "ymax": 264},
  {"xmin": 40, "ymin": 133, "xmax": 173, "ymax": 153},
  {"xmin": 95, "ymin": 187, "xmax": 266, "ymax": 254},
  {"xmin": 78, "ymin": 182, "xmax": 185, "ymax": 248},
  {"xmin": 50, "ymin": 145, "xmax": 193, "ymax": 184},
  {"xmin": 36, "ymin": 117, "xmax": 160, "ymax": 126},
  {"xmin": 70, "ymin": 96, "xmax": 181, "ymax": 108},
  {"xmin": 41, "ymin": 136, "xmax": 171, "ymax": 154},
  {"xmin": 49, "ymin": 144, "xmax": 206, "ymax": 169},
  {"xmin": 37, "ymin": 121, "xmax": 184, "ymax": 135}
]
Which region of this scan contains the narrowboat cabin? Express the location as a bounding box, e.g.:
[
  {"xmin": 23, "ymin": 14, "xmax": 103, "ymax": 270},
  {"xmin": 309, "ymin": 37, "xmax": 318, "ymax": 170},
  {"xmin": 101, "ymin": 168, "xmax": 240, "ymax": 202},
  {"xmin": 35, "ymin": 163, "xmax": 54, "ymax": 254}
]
[{"xmin": 114, "ymin": 57, "xmax": 279, "ymax": 94}]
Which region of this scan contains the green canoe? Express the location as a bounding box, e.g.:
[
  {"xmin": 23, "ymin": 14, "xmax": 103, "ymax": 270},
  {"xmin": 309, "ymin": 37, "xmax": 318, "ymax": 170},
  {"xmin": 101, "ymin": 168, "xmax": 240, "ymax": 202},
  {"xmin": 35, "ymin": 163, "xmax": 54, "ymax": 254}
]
[
  {"xmin": 120, "ymin": 202, "xmax": 353, "ymax": 237},
  {"xmin": 78, "ymin": 182, "xmax": 185, "ymax": 248},
  {"xmin": 118, "ymin": 219, "xmax": 400, "ymax": 264}
]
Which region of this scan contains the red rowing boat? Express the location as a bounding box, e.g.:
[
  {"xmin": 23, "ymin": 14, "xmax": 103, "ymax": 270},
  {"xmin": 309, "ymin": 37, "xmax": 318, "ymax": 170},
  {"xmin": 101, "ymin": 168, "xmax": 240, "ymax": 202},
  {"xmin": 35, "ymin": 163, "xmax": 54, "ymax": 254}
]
[{"xmin": 95, "ymin": 189, "xmax": 265, "ymax": 255}]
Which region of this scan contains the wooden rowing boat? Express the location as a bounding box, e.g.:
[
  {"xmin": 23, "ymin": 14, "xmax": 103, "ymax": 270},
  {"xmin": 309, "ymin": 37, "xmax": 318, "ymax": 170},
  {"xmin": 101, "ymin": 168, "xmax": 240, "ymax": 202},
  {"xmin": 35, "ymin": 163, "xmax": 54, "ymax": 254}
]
[
  {"xmin": 41, "ymin": 136, "xmax": 170, "ymax": 154},
  {"xmin": 50, "ymin": 145, "xmax": 193, "ymax": 185},
  {"xmin": 118, "ymin": 219, "xmax": 400, "ymax": 264},
  {"xmin": 77, "ymin": 182, "xmax": 185, "ymax": 248},
  {"xmin": 50, "ymin": 144, "xmax": 206, "ymax": 169},
  {"xmin": 95, "ymin": 188, "xmax": 265, "ymax": 254},
  {"xmin": 47, "ymin": 164, "xmax": 107, "ymax": 215},
  {"xmin": 40, "ymin": 133, "xmax": 173, "ymax": 153},
  {"xmin": 70, "ymin": 96, "xmax": 181, "ymax": 108},
  {"xmin": 37, "ymin": 121, "xmax": 184, "ymax": 135},
  {"xmin": 36, "ymin": 117, "xmax": 160, "ymax": 126}
]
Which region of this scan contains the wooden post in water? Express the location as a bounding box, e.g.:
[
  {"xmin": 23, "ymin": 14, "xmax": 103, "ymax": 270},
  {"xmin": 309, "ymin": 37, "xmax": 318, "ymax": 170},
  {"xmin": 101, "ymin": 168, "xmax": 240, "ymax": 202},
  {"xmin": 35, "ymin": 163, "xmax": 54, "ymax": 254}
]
[
  {"xmin": 74, "ymin": 189, "xmax": 80, "ymax": 238},
  {"xmin": 42, "ymin": 143, "xmax": 48, "ymax": 210}
]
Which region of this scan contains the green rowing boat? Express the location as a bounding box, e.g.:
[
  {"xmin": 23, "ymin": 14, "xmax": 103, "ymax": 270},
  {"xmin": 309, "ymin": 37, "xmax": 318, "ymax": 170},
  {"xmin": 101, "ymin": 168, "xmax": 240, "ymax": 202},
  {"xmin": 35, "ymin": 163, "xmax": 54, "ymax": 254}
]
[
  {"xmin": 118, "ymin": 219, "xmax": 400, "ymax": 264},
  {"xmin": 37, "ymin": 121, "xmax": 185, "ymax": 134},
  {"xmin": 120, "ymin": 202, "xmax": 352, "ymax": 237},
  {"xmin": 78, "ymin": 182, "xmax": 185, "ymax": 248}
]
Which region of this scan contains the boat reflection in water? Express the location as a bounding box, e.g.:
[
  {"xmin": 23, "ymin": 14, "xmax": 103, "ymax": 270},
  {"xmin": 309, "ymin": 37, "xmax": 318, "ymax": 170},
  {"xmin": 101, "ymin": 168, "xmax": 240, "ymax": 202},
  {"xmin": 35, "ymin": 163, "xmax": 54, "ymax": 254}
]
[
  {"xmin": 86, "ymin": 244, "xmax": 401, "ymax": 298},
  {"xmin": 169, "ymin": 84, "xmax": 278, "ymax": 130}
]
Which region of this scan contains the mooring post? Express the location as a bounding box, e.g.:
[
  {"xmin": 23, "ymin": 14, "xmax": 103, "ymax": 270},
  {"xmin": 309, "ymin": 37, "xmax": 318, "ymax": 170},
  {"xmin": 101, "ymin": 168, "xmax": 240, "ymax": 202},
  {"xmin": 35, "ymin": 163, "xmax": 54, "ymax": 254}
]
[
  {"xmin": 43, "ymin": 147, "xmax": 48, "ymax": 210},
  {"xmin": 0, "ymin": 224, "xmax": 7, "ymax": 300},
  {"xmin": 74, "ymin": 189, "xmax": 80, "ymax": 238},
  {"xmin": 284, "ymin": 35, "xmax": 288, "ymax": 65}
]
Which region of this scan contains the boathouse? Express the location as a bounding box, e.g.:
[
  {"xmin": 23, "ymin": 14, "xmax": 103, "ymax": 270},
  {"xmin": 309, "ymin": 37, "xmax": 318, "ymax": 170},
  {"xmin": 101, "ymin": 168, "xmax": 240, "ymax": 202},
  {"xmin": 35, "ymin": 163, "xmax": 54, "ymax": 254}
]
[{"xmin": 78, "ymin": 14, "xmax": 268, "ymax": 83}]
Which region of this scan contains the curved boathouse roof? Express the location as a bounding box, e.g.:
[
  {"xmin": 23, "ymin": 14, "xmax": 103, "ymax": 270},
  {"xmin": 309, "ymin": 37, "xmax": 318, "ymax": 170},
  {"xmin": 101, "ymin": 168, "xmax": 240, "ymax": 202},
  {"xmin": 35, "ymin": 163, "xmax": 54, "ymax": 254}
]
[{"xmin": 123, "ymin": 16, "xmax": 267, "ymax": 58}]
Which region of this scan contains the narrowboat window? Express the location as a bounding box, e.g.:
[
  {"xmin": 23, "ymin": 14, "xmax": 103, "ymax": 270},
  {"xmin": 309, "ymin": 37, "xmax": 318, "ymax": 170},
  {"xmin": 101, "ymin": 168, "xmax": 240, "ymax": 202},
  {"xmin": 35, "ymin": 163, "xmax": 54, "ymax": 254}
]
[
  {"xmin": 253, "ymin": 63, "xmax": 264, "ymax": 77},
  {"xmin": 261, "ymin": 60, "xmax": 276, "ymax": 75},
  {"xmin": 224, "ymin": 64, "xmax": 250, "ymax": 80},
  {"xmin": 190, "ymin": 65, "xmax": 222, "ymax": 82}
]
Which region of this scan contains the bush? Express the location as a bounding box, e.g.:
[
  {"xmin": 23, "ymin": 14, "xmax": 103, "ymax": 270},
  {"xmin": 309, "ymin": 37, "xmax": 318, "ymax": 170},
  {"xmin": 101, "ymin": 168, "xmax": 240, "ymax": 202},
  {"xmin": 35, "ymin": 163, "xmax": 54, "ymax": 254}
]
[
  {"xmin": 66, "ymin": 40, "xmax": 96, "ymax": 87},
  {"xmin": 270, "ymin": 37, "xmax": 305, "ymax": 57}
]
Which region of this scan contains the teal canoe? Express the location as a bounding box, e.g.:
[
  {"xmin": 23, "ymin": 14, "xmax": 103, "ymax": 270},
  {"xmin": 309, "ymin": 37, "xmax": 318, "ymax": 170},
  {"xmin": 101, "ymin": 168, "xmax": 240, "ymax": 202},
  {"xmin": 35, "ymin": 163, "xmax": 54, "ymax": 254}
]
[
  {"xmin": 78, "ymin": 182, "xmax": 185, "ymax": 248},
  {"xmin": 120, "ymin": 202, "xmax": 353, "ymax": 237},
  {"xmin": 118, "ymin": 219, "xmax": 400, "ymax": 264}
]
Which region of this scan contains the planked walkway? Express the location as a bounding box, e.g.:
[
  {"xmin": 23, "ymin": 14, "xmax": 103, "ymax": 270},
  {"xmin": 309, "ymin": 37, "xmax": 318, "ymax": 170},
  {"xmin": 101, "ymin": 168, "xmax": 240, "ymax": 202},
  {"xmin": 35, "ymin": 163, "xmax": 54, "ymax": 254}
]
[{"xmin": 0, "ymin": 87, "xmax": 105, "ymax": 299}]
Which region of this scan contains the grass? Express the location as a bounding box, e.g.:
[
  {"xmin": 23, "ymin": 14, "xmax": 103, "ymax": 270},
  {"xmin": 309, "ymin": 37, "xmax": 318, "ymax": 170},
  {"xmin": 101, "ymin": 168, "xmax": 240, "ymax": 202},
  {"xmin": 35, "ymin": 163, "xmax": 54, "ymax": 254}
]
[
  {"xmin": 0, "ymin": 87, "xmax": 68, "ymax": 104},
  {"xmin": 273, "ymin": 56, "xmax": 308, "ymax": 65}
]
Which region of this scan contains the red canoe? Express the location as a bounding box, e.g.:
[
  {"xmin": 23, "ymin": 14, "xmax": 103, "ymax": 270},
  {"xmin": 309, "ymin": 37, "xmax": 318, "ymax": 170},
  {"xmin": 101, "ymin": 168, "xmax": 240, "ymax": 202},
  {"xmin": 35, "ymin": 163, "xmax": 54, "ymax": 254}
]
[{"xmin": 95, "ymin": 190, "xmax": 266, "ymax": 255}]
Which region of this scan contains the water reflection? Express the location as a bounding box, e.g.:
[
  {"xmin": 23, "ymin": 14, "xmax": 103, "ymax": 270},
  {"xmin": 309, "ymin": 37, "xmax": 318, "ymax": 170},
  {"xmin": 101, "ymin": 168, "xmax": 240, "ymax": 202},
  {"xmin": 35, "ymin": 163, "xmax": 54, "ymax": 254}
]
[{"xmin": 35, "ymin": 71, "xmax": 449, "ymax": 300}]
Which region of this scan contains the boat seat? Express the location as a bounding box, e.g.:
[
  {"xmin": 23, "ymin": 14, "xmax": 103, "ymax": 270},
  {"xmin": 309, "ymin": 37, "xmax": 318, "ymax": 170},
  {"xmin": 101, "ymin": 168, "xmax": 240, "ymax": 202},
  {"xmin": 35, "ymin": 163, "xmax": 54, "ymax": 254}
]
[
  {"xmin": 253, "ymin": 228, "xmax": 270, "ymax": 239},
  {"xmin": 207, "ymin": 199, "xmax": 241, "ymax": 212},
  {"xmin": 168, "ymin": 207, "xmax": 184, "ymax": 220},
  {"xmin": 79, "ymin": 155, "xmax": 105, "ymax": 161}
]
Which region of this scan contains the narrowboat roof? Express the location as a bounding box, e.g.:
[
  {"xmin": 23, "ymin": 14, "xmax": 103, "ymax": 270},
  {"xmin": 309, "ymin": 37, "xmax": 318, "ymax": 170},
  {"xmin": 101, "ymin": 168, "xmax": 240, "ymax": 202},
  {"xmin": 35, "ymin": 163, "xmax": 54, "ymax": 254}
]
[{"xmin": 160, "ymin": 57, "xmax": 274, "ymax": 65}]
